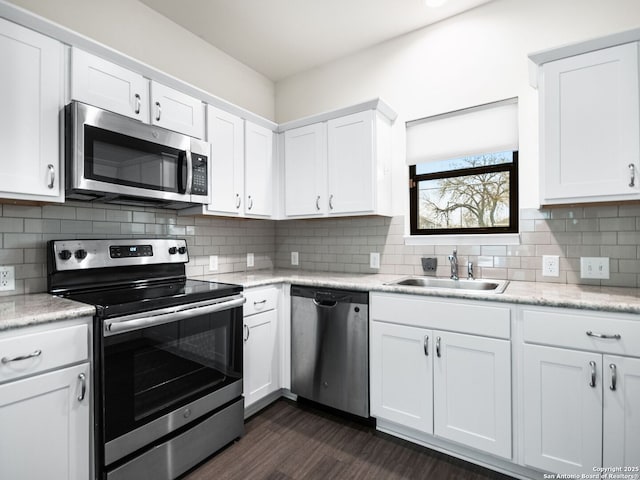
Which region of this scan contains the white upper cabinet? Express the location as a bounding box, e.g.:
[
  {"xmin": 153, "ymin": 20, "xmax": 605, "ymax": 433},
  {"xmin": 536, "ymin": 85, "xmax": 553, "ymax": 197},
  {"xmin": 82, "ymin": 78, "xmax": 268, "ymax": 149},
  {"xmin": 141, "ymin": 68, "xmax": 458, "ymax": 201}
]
[
  {"xmin": 206, "ymin": 105, "xmax": 245, "ymax": 216},
  {"xmin": 71, "ymin": 47, "xmax": 149, "ymax": 122},
  {"xmin": 0, "ymin": 18, "xmax": 63, "ymax": 202},
  {"xmin": 537, "ymin": 41, "xmax": 640, "ymax": 204},
  {"xmin": 284, "ymin": 123, "xmax": 327, "ymax": 217},
  {"xmin": 244, "ymin": 120, "xmax": 274, "ymax": 218},
  {"xmin": 281, "ymin": 101, "xmax": 395, "ymax": 219},
  {"xmin": 150, "ymin": 81, "xmax": 204, "ymax": 138}
]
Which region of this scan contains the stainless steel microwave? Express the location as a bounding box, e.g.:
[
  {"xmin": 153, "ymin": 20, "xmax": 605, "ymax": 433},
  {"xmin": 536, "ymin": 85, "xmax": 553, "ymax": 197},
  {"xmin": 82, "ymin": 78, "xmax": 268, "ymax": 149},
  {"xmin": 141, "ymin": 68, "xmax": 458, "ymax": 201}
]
[{"xmin": 66, "ymin": 101, "xmax": 210, "ymax": 208}]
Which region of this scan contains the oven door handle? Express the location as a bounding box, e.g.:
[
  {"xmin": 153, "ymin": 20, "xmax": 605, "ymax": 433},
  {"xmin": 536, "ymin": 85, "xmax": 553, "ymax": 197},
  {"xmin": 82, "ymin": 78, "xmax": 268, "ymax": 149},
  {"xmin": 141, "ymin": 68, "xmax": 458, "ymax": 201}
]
[{"xmin": 104, "ymin": 296, "xmax": 246, "ymax": 336}]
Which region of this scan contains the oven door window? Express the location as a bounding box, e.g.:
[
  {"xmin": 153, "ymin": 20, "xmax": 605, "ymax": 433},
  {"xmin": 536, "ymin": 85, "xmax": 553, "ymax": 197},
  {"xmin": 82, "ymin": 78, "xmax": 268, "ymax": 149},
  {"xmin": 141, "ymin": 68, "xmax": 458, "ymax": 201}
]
[
  {"xmin": 84, "ymin": 125, "xmax": 187, "ymax": 193},
  {"xmin": 103, "ymin": 308, "xmax": 242, "ymax": 442}
]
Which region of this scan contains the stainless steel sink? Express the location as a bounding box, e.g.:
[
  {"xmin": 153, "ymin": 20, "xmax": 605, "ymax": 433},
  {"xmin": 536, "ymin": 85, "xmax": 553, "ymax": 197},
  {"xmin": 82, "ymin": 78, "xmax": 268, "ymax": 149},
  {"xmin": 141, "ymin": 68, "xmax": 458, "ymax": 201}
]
[{"xmin": 386, "ymin": 277, "xmax": 509, "ymax": 294}]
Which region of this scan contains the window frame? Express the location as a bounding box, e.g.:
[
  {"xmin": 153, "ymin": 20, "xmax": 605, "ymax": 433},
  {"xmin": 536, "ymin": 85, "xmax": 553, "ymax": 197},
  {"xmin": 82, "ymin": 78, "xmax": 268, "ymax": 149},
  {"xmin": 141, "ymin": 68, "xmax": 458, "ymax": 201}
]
[{"xmin": 409, "ymin": 151, "xmax": 519, "ymax": 236}]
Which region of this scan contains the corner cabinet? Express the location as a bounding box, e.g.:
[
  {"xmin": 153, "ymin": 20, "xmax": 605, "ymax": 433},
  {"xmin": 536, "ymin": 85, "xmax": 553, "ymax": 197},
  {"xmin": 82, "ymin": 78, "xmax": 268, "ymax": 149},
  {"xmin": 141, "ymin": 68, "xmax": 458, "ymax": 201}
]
[
  {"xmin": 0, "ymin": 18, "xmax": 64, "ymax": 202},
  {"xmin": 0, "ymin": 323, "xmax": 90, "ymax": 480},
  {"xmin": 534, "ymin": 41, "xmax": 640, "ymax": 205},
  {"xmin": 370, "ymin": 293, "xmax": 512, "ymax": 460},
  {"xmin": 520, "ymin": 307, "xmax": 640, "ymax": 475},
  {"xmin": 281, "ymin": 100, "xmax": 395, "ymax": 219}
]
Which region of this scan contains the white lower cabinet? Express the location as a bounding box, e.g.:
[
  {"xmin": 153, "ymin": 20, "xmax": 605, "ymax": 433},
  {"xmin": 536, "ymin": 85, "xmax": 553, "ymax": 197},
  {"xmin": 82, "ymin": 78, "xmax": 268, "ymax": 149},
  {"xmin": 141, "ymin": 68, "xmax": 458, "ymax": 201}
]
[
  {"xmin": 370, "ymin": 293, "xmax": 512, "ymax": 460},
  {"xmin": 243, "ymin": 287, "xmax": 280, "ymax": 411},
  {"xmin": 521, "ymin": 306, "xmax": 640, "ymax": 474}
]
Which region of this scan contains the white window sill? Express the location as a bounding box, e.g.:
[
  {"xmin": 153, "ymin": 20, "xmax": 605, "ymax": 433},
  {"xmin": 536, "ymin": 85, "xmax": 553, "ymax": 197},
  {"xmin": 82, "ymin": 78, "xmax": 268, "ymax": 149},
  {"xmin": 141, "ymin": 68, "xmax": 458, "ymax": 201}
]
[{"xmin": 404, "ymin": 233, "xmax": 521, "ymax": 246}]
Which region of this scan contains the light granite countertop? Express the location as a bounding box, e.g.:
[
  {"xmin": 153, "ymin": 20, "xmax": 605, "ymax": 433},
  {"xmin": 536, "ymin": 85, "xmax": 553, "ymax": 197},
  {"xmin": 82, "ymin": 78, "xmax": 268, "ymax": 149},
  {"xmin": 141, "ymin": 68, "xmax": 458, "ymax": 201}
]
[
  {"xmin": 194, "ymin": 269, "xmax": 640, "ymax": 315},
  {"xmin": 0, "ymin": 294, "xmax": 95, "ymax": 332}
]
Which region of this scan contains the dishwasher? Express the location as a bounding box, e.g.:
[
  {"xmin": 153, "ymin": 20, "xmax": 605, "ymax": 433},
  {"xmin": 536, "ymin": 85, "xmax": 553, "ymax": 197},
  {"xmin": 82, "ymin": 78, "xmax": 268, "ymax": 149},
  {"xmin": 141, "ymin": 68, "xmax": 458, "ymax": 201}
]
[{"xmin": 291, "ymin": 285, "xmax": 369, "ymax": 418}]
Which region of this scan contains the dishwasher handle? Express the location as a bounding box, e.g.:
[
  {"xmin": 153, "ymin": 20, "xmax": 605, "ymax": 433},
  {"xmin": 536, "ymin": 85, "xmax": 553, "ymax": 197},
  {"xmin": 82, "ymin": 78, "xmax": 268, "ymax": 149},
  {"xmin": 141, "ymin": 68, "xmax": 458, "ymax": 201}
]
[{"xmin": 312, "ymin": 298, "xmax": 338, "ymax": 308}]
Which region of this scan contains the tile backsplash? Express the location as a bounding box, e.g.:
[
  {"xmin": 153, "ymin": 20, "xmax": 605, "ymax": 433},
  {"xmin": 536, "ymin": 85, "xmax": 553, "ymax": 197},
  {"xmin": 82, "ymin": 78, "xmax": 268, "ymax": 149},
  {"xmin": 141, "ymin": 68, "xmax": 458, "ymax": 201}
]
[{"xmin": 2, "ymin": 201, "xmax": 640, "ymax": 296}]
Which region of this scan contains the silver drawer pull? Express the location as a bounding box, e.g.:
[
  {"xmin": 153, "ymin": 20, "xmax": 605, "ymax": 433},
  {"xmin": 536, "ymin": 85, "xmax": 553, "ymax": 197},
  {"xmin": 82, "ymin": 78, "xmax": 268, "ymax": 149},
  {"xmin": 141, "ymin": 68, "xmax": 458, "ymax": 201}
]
[
  {"xmin": 1, "ymin": 349, "xmax": 42, "ymax": 364},
  {"xmin": 254, "ymin": 300, "xmax": 267, "ymax": 306},
  {"xmin": 586, "ymin": 330, "xmax": 621, "ymax": 340},
  {"xmin": 589, "ymin": 361, "xmax": 597, "ymax": 388},
  {"xmin": 423, "ymin": 335, "xmax": 429, "ymax": 356},
  {"xmin": 609, "ymin": 363, "xmax": 617, "ymax": 391},
  {"xmin": 436, "ymin": 336, "xmax": 441, "ymax": 358},
  {"xmin": 77, "ymin": 373, "xmax": 86, "ymax": 401}
]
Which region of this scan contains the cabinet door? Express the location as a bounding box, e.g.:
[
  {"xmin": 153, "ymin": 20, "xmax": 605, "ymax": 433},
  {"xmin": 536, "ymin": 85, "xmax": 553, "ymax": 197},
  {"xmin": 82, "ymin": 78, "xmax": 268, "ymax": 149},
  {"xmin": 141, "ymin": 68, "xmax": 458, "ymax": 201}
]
[
  {"xmin": 207, "ymin": 106, "xmax": 244, "ymax": 215},
  {"xmin": 0, "ymin": 18, "xmax": 63, "ymax": 201},
  {"xmin": 603, "ymin": 355, "xmax": 640, "ymax": 468},
  {"xmin": 0, "ymin": 363, "xmax": 89, "ymax": 480},
  {"xmin": 370, "ymin": 321, "xmax": 433, "ymax": 433},
  {"xmin": 433, "ymin": 331, "xmax": 511, "ymax": 459},
  {"xmin": 244, "ymin": 121, "xmax": 274, "ymax": 217},
  {"xmin": 541, "ymin": 42, "xmax": 640, "ymax": 203},
  {"xmin": 150, "ymin": 81, "xmax": 204, "ymax": 138},
  {"xmin": 284, "ymin": 123, "xmax": 327, "ymax": 217},
  {"xmin": 327, "ymin": 110, "xmax": 375, "ymax": 215},
  {"xmin": 71, "ymin": 47, "xmax": 149, "ymax": 122},
  {"xmin": 523, "ymin": 344, "xmax": 602, "ymax": 474},
  {"xmin": 243, "ymin": 309, "xmax": 279, "ymax": 408}
]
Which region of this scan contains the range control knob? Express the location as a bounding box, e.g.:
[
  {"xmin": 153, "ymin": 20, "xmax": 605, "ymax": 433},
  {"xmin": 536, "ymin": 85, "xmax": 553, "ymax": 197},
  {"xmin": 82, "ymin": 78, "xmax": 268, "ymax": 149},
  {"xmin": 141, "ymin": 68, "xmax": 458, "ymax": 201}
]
[
  {"xmin": 178, "ymin": 246, "xmax": 187, "ymax": 255},
  {"xmin": 74, "ymin": 249, "xmax": 88, "ymax": 260},
  {"xmin": 168, "ymin": 247, "xmax": 177, "ymax": 255},
  {"xmin": 58, "ymin": 249, "xmax": 72, "ymax": 260}
]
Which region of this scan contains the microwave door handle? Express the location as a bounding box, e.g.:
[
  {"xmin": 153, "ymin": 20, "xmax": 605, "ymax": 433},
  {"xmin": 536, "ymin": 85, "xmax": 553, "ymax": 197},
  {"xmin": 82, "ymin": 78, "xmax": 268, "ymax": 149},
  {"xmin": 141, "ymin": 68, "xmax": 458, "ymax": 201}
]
[
  {"xmin": 185, "ymin": 150, "xmax": 194, "ymax": 194},
  {"xmin": 104, "ymin": 296, "xmax": 246, "ymax": 336}
]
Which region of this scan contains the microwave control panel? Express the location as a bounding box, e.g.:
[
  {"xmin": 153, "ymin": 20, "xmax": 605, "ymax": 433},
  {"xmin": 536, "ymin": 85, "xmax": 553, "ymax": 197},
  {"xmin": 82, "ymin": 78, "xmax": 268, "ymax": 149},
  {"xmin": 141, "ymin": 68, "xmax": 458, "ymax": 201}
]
[{"xmin": 191, "ymin": 154, "xmax": 208, "ymax": 195}]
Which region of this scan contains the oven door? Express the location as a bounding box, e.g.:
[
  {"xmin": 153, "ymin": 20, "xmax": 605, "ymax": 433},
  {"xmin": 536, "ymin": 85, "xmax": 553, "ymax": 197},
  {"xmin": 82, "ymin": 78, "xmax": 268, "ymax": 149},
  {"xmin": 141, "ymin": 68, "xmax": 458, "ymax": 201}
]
[
  {"xmin": 67, "ymin": 101, "xmax": 210, "ymax": 204},
  {"xmin": 100, "ymin": 295, "xmax": 244, "ymax": 467}
]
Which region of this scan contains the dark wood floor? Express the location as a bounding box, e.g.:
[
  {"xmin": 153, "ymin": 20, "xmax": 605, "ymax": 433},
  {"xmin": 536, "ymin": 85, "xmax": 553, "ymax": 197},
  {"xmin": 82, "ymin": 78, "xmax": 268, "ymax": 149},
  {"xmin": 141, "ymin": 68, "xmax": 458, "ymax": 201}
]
[{"xmin": 182, "ymin": 399, "xmax": 514, "ymax": 480}]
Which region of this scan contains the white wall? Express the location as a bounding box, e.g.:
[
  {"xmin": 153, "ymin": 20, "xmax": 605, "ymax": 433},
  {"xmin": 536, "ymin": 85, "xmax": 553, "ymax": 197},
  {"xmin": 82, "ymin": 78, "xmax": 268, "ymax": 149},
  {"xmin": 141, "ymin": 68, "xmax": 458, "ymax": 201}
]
[
  {"xmin": 275, "ymin": 0, "xmax": 640, "ymax": 210},
  {"xmin": 7, "ymin": 0, "xmax": 275, "ymax": 120}
]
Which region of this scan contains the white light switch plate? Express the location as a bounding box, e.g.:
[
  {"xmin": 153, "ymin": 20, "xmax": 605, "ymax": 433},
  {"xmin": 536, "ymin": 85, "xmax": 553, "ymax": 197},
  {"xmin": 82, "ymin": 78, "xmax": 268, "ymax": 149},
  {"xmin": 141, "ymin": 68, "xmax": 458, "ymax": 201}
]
[
  {"xmin": 247, "ymin": 253, "xmax": 254, "ymax": 268},
  {"xmin": 580, "ymin": 257, "xmax": 610, "ymax": 279},
  {"xmin": 208, "ymin": 255, "xmax": 218, "ymax": 272},
  {"xmin": 0, "ymin": 266, "xmax": 15, "ymax": 291},
  {"xmin": 541, "ymin": 255, "xmax": 559, "ymax": 277},
  {"xmin": 291, "ymin": 251, "xmax": 299, "ymax": 266},
  {"xmin": 370, "ymin": 252, "xmax": 380, "ymax": 269}
]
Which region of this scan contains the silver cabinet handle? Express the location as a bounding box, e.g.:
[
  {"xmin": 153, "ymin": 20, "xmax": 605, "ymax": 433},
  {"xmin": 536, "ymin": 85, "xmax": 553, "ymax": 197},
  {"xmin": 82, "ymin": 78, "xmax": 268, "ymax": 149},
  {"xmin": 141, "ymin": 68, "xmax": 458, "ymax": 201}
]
[
  {"xmin": 254, "ymin": 299, "xmax": 267, "ymax": 306},
  {"xmin": 247, "ymin": 195, "xmax": 253, "ymax": 210},
  {"xmin": 586, "ymin": 330, "xmax": 621, "ymax": 340},
  {"xmin": 436, "ymin": 336, "xmax": 441, "ymax": 358},
  {"xmin": 47, "ymin": 164, "xmax": 55, "ymax": 189},
  {"xmin": 235, "ymin": 194, "xmax": 241, "ymax": 209},
  {"xmin": 2, "ymin": 349, "xmax": 42, "ymax": 364},
  {"xmin": 243, "ymin": 324, "xmax": 250, "ymax": 342},
  {"xmin": 423, "ymin": 335, "xmax": 429, "ymax": 356},
  {"xmin": 609, "ymin": 363, "xmax": 617, "ymax": 391},
  {"xmin": 155, "ymin": 101, "xmax": 162, "ymax": 121},
  {"xmin": 316, "ymin": 195, "xmax": 321, "ymax": 211},
  {"xmin": 589, "ymin": 360, "xmax": 597, "ymax": 388},
  {"xmin": 77, "ymin": 372, "xmax": 86, "ymax": 401},
  {"xmin": 629, "ymin": 163, "xmax": 636, "ymax": 187},
  {"xmin": 329, "ymin": 194, "xmax": 334, "ymax": 210},
  {"xmin": 134, "ymin": 93, "xmax": 141, "ymax": 115}
]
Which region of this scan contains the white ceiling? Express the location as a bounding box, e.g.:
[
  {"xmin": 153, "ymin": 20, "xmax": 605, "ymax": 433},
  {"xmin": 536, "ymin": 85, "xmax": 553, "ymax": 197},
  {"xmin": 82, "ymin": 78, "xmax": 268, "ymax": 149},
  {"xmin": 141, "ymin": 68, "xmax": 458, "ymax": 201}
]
[{"xmin": 140, "ymin": 0, "xmax": 494, "ymax": 81}]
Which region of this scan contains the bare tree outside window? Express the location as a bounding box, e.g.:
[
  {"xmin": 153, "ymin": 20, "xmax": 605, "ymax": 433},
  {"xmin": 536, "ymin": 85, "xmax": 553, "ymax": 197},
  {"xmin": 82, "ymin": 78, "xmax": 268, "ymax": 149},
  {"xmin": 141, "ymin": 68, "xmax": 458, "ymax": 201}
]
[{"xmin": 410, "ymin": 151, "xmax": 518, "ymax": 235}]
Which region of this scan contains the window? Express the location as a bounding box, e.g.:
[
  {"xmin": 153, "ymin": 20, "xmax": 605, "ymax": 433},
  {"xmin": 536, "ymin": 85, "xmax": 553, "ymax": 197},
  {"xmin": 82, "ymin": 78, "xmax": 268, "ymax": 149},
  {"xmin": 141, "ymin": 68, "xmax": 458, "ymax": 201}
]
[
  {"xmin": 406, "ymin": 98, "xmax": 519, "ymax": 236},
  {"xmin": 409, "ymin": 151, "xmax": 518, "ymax": 235}
]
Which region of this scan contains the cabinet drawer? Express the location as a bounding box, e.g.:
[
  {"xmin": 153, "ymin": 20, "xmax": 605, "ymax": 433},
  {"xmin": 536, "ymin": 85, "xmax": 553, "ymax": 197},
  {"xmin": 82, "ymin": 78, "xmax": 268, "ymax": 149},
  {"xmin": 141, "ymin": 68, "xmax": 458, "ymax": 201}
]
[
  {"xmin": 243, "ymin": 287, "xmax": 278, "ymax": 316},
  {"xmin": 370, "ymin": 293, "xmax": 511, "ymax": 339},
  {"xmin": 522, "ymin": 308, "xmax": 640, "ymax": 357},
  {"xmin": 0, "ymin": 324, "xmax": 89, "ymax": 383}
]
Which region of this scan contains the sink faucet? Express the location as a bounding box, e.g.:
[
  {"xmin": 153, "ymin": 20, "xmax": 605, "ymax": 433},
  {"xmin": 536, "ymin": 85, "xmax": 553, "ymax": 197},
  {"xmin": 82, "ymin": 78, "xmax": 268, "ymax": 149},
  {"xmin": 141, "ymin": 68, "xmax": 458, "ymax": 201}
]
[
  {"xmin": 447, "ymin": 249, "xmax": 458, "ymax": 280},
  {"xmin": 467, "ymin": 261, "xmax": 474, "ymax": 280}
]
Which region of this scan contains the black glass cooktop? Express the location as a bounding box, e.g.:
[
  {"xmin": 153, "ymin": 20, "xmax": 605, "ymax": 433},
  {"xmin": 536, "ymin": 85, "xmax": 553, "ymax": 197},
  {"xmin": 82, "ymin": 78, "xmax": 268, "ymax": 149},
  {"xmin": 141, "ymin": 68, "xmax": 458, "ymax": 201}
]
[{"xmin": 64, "ymin": 279, "xmax": 242, "ymax": 319}]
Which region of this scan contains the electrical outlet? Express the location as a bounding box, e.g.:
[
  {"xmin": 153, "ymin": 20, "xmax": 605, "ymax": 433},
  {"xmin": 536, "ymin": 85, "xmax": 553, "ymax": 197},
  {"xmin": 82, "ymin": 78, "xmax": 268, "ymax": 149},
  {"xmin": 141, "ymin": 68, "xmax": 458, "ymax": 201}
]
[
  {"xmin": 541, "ymin": 255, "xmax": 560, "ymax": 277},
  {"xmin": 209, "ymin": 255, "xmax": 219, "ymax": 272},
  {"xmin": 0, "ymin": 266, "xmax": 15, "ymax": 291},
  {"xmin": 580, "ymin": 257, "xmax": 610, "ymax": 279},
  {"xmin": 291, "ymin": 251, "xmax": 299, "ymax": 266},
  {"xmin": 247, "ymin": 253, "xmax": 254, "ymax": 268},
  {"xmin": 370, "ymin": 252, "xmax": 380, "ymax": 269}
]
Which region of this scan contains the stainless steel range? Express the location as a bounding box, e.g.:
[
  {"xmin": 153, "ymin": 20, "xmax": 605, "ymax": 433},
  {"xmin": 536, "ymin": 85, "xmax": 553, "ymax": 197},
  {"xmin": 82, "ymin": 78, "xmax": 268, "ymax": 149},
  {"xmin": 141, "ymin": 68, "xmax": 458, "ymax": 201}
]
[{"xmin": 47, "ymin": 238, "xmax": 245, "ymax": 480}]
